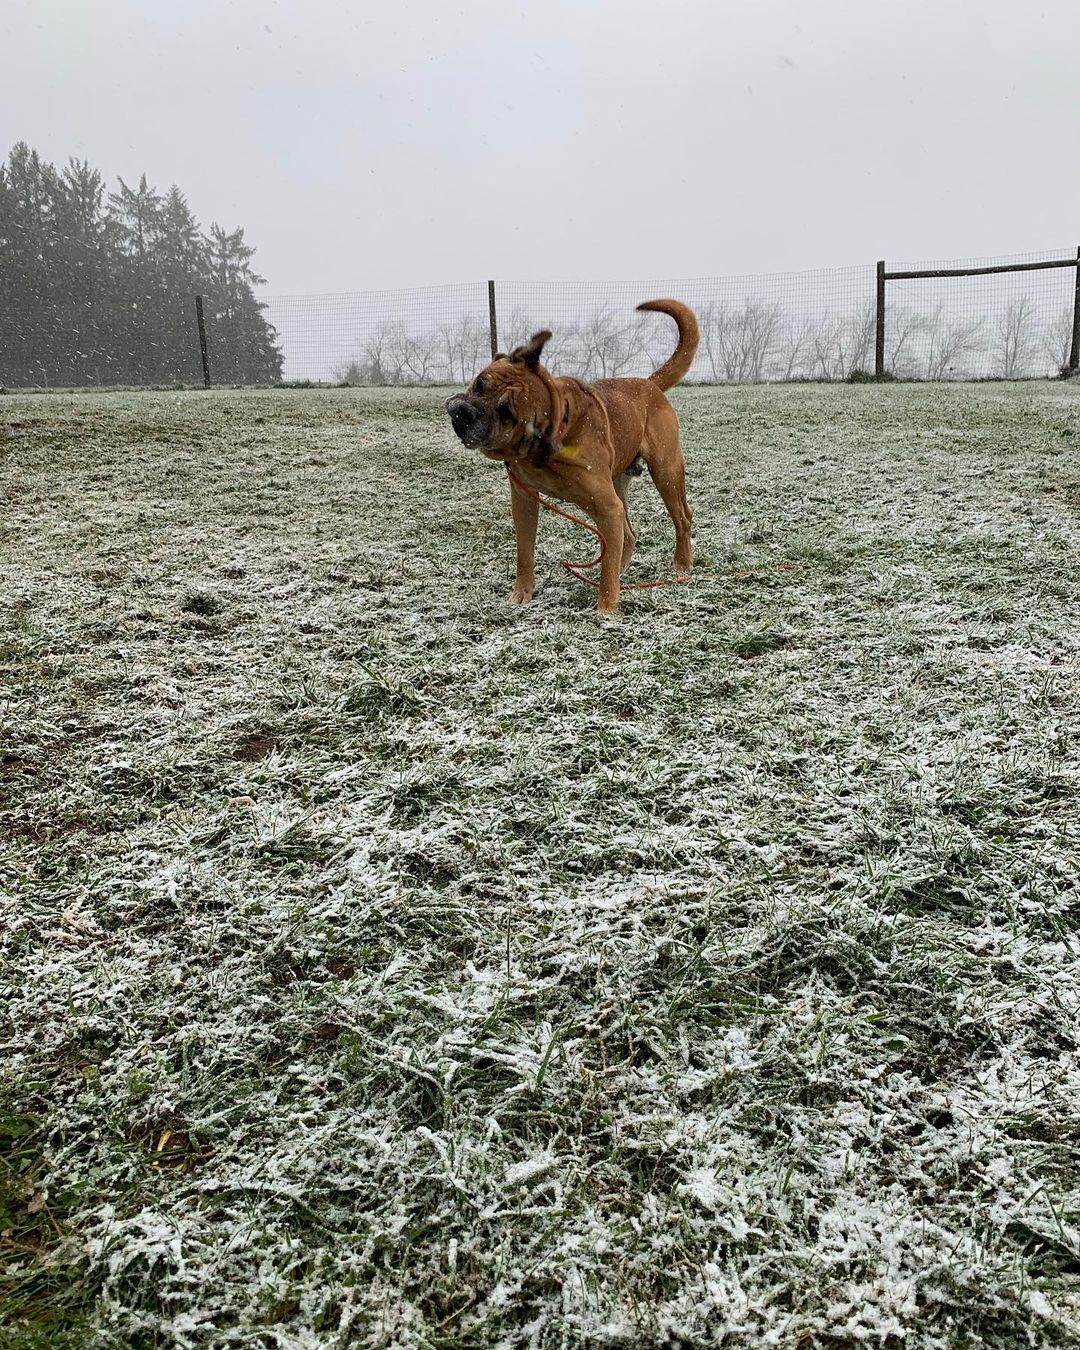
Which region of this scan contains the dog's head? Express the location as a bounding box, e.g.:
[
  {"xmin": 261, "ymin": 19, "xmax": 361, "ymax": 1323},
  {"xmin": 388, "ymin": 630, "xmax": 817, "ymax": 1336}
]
[{"xmin": 446, "ymin": 331, "xmax": 562, "ymax": 462}]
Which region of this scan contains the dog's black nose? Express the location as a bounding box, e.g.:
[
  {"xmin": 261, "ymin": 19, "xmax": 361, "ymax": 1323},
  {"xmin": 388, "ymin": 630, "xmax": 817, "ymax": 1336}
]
[
  {"xmin": 447, "ymin": 396, "xmax": 489, "ymax": 448},
  {"xmin": 445, "ymin": 397, "xmax": 472, "ymax": 425}
]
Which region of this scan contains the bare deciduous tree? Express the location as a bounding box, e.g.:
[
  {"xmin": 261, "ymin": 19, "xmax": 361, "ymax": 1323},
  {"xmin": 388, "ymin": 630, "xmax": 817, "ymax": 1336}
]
[
  {"xmin": 333, "ymin": 358, "xmax": 366, "ymax": 385},
  {"xmin": 437, "ymin": 314, "xmax": 487, "ymax": 384},
  {"xmin": 573, "ymin": 307, "xmax": 649, "ymax": 380},
  {"xmin": 885, "ymin": 306, "xmax": 926, "ymax": 377},
  {"xmin": 923, "ymin": 306, "xmax": 986, "ymax": 379},
  {"xmin": 777, "ymin": 316, "xmax": 816, "ymax": 379},
  {"xmin": 334, "ymin": 324, "xmax": 401, "ymax": 384},
  {"xmin": 399, "ymin": 334, "xmax": 438, "ymax": 383},
  {"xmin": 497, "ymin": 306, "xmax": 534, "ymax": 356},
  {"xmin": 741, "ymin": 302, "xmax": 782, "ymax": 380},
  {"xmin": 699, "ymin": 303, "xmax": 731, "ymax": 382},
  {"xmin": 995, "ymin": 296, "xmax": 1038, "ymax": 378},
  {"xmin": 697, "ymin": 304, "xmax": 719, "ymax": 380},
  {"xmin": 845, "ymin": 306, "xmax": 877, "ymax": 376},
  {"xmin": 809, "ymin": 314, "xmax": 846, "ymax": 379},
  {"xmin": 699, "ymin": 301, "xmax": 781, "ymax": 381},
  {"xmin": 1040, "ymin": 305, "xmax": 1074, "ymax": 375}
]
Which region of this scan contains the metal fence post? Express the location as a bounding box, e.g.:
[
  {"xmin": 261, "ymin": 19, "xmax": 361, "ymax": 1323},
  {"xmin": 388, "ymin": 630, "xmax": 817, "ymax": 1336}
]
[
  {"xmin": 195, "ymin": 296, "xmax": 211, "ymax": 388},
  {"xmin": 488, "ymin": 280, "xmax": 498, "ymax": 360},
  {"xmin": 1069, "ymin": 246, "xmax": 1080, "ymax": 375},
  {"xmin": 875, "ymin": 261, "xmax": 886, "ymax": 377}
]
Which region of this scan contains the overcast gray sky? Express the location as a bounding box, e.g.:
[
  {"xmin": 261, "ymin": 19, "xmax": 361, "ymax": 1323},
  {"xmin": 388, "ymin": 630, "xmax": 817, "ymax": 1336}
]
[{"xmin": 5, "ymin": 0, "xmax": 1079, "ymax": 296}]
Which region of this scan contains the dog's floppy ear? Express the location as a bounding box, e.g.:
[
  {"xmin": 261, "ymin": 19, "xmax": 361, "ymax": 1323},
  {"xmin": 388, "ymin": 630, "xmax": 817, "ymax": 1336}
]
[{"xmin": 508, "ymin": 330, "xmax": 552, "ymax": 370}]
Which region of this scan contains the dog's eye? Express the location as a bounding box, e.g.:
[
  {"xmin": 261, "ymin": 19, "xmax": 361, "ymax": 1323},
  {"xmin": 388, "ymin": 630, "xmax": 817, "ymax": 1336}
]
[
  {"xmin": 497, "ymin": 400, "xmax": 515, "ymax": 422},
  {"xmin": 473, "ymin": 375, "xmax": 487, "ymax": 395}
]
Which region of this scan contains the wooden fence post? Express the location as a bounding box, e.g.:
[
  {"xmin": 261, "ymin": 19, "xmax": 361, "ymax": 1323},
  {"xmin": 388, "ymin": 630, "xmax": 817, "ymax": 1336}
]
[
  {"xmin": 195, "ymin": 296, "xmax": 211, "ymax": 388},
  {"xmin": 488, "ymin": 280, "xmax": 498, "ymax": 360},
  {"xmin": 1069, "ymin": 246, "xmax": 1080, "ymax": 375},
  {"xmin": 875, "ymin": 261, "xmax": 886, "ymax": 377}
]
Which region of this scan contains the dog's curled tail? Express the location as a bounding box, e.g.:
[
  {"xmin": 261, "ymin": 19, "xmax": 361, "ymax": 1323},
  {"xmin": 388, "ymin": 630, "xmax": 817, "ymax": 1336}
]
[{"xmin": 637, "ymin": 299, "xmax": 700, "ymax": 391}]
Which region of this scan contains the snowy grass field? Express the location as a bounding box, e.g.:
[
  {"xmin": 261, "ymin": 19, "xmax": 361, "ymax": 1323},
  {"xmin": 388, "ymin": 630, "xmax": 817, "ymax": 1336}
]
[{"xmin": 2, "ymin": 382, "xmax": 1080, "ymax": 1348}]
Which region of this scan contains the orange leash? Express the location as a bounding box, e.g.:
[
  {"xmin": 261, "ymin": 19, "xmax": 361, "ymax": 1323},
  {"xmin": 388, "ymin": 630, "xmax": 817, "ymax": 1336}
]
[
  {"xmin": 505, "ymin": 466, "xmax": 800, "ymax": 590},
  {"xmin": 506, "ymin": 467, "xmax": 689, "ymax": 590}
]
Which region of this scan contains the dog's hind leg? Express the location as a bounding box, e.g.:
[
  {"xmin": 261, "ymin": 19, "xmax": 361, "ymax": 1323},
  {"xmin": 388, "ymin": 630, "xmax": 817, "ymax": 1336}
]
[
  {"xmin": 614, "ymin": 471, "xmax": 638, "ymax": 574},
  {"xmin": 648, "ymin": 455, "xmax": 693, "ymax": 571},
  {"xmin": 643, "ymin": 408, "xmax": 693, "ymax": 572}
]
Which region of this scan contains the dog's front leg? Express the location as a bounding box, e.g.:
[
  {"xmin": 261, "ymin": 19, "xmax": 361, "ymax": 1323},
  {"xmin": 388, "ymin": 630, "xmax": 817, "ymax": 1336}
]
[{"xmin": 508, "ymin": 475, "xmax": 539, "ymax": 604}]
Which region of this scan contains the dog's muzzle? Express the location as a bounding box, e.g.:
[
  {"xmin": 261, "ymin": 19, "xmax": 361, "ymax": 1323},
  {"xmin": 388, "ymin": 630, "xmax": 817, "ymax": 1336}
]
[{"xmin": 446, "ymin": 396, "xmax": 490, "ymax": 449}]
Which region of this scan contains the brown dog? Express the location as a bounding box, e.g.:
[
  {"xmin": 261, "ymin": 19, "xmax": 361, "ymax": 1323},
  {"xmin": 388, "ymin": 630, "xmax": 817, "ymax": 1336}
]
[{"xmin": 446, "ymin": 300, "xmax": 699, "ymax": 613}]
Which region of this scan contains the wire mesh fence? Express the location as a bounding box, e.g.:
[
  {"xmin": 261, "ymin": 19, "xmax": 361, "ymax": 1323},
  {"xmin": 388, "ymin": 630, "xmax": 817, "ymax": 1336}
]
[
  {"xmin": 259, "ymin": 246, "xmax": 1079, "ymax": 386},
  {"xmin": 262, "ymin": 266, "xmax": 879, "ymax": 385},
  {"xmin": 880, "ymin": 247, "xmax": 1079, "ymax": 380},
  {"xmin": 2, "ymin": 247, "xmax": 1076, "ymax": 388},
  {"xmin": 259, "ymin": 282, "xmax": 492, "ymax": 388}
]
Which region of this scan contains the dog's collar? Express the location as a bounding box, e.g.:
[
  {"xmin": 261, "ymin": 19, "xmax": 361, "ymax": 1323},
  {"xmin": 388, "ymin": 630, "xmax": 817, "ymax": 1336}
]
[
  {"xmin": 550, "ymin": 399, "xmax": 571, "ymax": 448},
  {"xmin": 509, "ymin": 397, "xmax": 571, "ymax": 468}
]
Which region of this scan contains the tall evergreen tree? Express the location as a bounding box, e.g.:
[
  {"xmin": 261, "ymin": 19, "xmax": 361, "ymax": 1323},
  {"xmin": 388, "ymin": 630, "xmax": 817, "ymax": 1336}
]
[
  {"xmin": 109, "ymin": 174, "xmax": 166, "ymax": 381},
  {"xmin": 3, "ymin": 145, "xmax": 63, "ymax": 383},
  {"xmin": 111, "ymin": 174, "xmax": 163, "ymax": 261},
  {"xmin": 0, "ymin": 162, "xmax": 17, "ymax": 377},
  {"xmin": 157, "ymin": 188, "xmax": 210, "ymax": 383},
  {"xmin": 0, "ymin": 142, "xmax": 282, "ymax": 386},
  {"xmin": 55, "ymin": 159, "xmax": 117, "ymax": 383},
  {"xmin": 203, "ymin": 223, "xmax": 281, "ymax": 383}
]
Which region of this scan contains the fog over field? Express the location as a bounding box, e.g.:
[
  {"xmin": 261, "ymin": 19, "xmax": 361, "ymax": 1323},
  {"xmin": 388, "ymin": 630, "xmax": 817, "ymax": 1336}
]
[{"xmin": 4, "ymin": 0, "xmax": 1080, "ymax": 295}]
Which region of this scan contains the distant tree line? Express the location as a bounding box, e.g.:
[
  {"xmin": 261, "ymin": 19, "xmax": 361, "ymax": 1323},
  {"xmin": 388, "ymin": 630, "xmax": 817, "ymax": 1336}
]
[
  {"xmin": 0, "ymin": 142, "xmax": 282, "ymax": 386},
  {"xmin": 330, "ymin": 296, "xmax": 1071, "ymax": 386}
]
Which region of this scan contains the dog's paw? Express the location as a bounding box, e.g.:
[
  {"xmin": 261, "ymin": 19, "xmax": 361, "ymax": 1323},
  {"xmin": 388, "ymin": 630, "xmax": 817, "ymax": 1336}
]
[{"xmin": 509, "ymin": 583, "xmax": 535, "ymax": 605}]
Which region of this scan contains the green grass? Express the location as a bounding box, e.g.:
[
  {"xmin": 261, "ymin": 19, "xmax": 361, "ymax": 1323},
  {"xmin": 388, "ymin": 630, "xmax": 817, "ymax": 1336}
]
[
  {"xmin": 1, "ymin": 382, "xmax": 1079, "ymax": 1347},
  {"xmin": 0, "ymin": 1107, "xmax": 102, "ymax": 1348}
]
